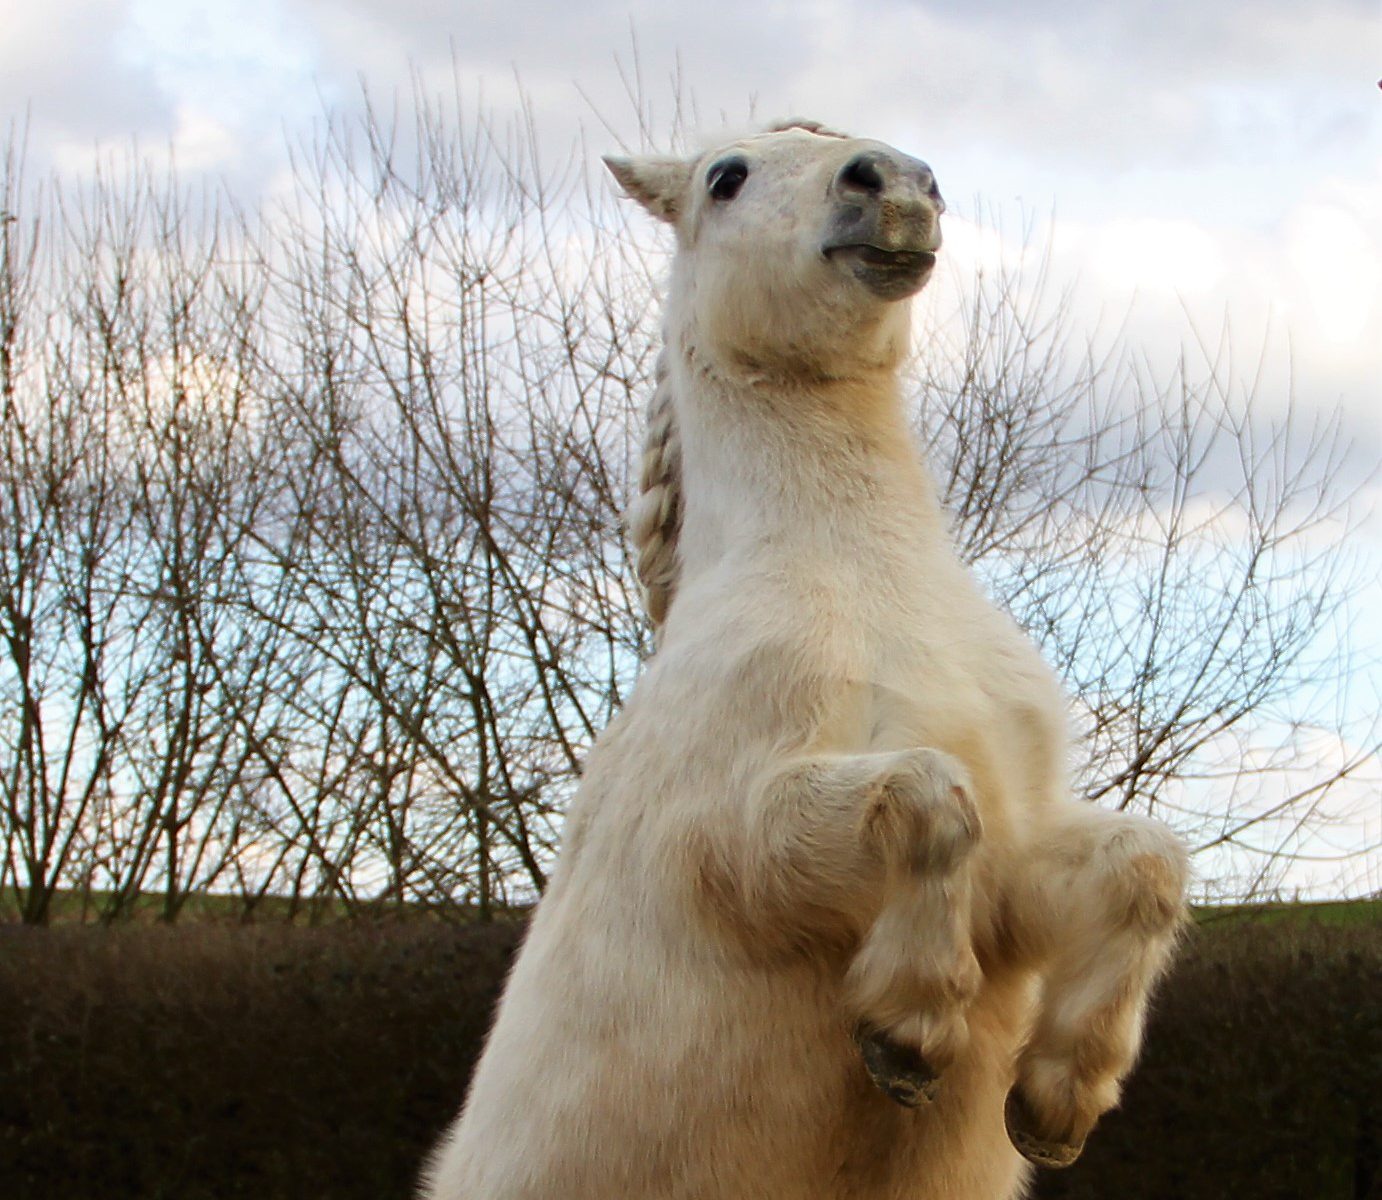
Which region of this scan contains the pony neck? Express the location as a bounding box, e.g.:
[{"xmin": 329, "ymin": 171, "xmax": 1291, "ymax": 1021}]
[{"xmin": 669, "ymin": 347, "xmax": 944, "ymax": 581}]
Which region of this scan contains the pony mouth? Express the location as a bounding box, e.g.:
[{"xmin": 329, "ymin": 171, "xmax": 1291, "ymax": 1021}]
[
  {"xmin": 829, "ymin": 245, "xmax": 938, "ymax": 269},
  {"xmin": 824, "ymin": 244, "xmax": 938, "ymax": 299}
]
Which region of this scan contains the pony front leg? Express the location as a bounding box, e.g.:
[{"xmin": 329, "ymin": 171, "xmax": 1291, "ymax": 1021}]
[
  {"xmin": 847, "ymin": 851, "xmax": 982, "ymax": 1106},
  {"xmin": 1004, "ymin": 804, "xmax": 1188, "ymax": 1167},
  {"xmin": 745, "ymin": 747, "xmax": 984, "ymax": 1103}
]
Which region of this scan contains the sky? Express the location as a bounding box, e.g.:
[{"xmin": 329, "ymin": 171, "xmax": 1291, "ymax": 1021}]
[
  {"xmin": 3, "ymin": 1, "xmax": 1376, "ymax": 453},
  {"xmin": 3, "ymin": 0, "xmax": 1376, "ymax": 397},
  {"xmin": 2, "ymin": 0, "xmax": 1379, "ymax": 894}
]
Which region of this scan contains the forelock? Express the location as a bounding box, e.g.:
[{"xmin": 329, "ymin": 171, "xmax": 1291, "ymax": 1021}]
[
  {"xmin": 763, "ymin": 118, "xmax": 852, "ymax": 140},
  {"xmin": 692, "ymin": 118, "xmax": 853, "ymax": 157}
]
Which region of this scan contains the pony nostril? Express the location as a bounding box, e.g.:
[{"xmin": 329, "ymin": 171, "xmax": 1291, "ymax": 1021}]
[
  {"xmin": 915, "ymin": 166, "xmax": 943, "ymax": 209},
  {"xmin": 839, "ymin": 154, "xmax": 886, "ymax": 195}
]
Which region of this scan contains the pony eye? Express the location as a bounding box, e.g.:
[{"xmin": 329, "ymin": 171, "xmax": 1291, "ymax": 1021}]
[{"xmin": 706, "ymin": 158, "xmax": 749, "ymax": 201}]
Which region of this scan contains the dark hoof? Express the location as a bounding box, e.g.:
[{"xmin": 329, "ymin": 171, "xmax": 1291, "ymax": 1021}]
[
  {"xmin": 1003, "ymin": 1088, "xmax": 1087, "ymax": 1169},
  {"xmin": 853, "ymin": 1024, "xmax": 941, "ymax": 1108}
]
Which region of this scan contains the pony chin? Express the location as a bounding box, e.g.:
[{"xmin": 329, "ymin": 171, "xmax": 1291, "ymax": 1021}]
[{"xmin": 690, "ymin": 254, "xmax": 915, "ymax": 381}]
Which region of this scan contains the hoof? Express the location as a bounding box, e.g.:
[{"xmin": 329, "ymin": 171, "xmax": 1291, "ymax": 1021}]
[
  {"xmin": 853, "ymin": 1024, "xmax": 942, "ymax": 1108},
  {"xmin": 1003, "ymin": 1088, "xmax": 1087, "ymax": 1169}
]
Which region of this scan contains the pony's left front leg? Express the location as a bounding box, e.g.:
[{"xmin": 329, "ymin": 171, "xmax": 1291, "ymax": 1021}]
[
  {"xmin": 737, "ymin": 747, "xmax": 984, "ymax": 1105},
  {"xmin": 844, "ymin": 805, "xmax": 983, "ymax": 1105},
  {"xmin": 1002, "ymin": 803, "xmax": 1189, "ymax": 1167}
]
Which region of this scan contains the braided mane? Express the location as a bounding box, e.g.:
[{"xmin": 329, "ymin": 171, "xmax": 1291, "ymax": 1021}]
[{"xmin": 628, "ymin": 349, "xmax": 681, "ymax": 630}]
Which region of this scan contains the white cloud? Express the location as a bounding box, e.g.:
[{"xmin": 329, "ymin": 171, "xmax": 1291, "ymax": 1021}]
[
  {"xmin": 1288, "ymin": 194, "xmax": 1381, "ymax": 347},
  {"xmin": 1083, "ymin": 219, "xmax": 1227, "ymax": 296},
  {"xmin": 0, "ymin": 0, "xmax": 171, "ymax": 146}
]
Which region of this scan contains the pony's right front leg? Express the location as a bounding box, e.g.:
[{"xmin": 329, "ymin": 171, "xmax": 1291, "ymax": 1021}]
[{"xmin": 742, "ymin": 748, "xmax": 983, "ymax": 1105}]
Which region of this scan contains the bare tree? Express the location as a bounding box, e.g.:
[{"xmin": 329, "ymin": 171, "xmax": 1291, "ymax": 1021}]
[
  {"xmin": 0, "ymin": 90, "xmax": 1373, "ymax": 924},
  {"xmin": 911, "ymin": 246, "xmax": 1377, "ymax": 898}
]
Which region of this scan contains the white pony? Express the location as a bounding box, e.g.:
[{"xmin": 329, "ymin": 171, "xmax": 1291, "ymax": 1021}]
[{"xmin": 422, "ymin": 121, "xmax": 1188, "ymax": 1200}]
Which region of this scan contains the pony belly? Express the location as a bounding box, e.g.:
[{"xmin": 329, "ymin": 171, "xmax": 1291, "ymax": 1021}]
[
  {"xmin": 427, "ymin": 936, "xmax": 1030, "ymax": 1200},
  {"xmin": 427, "ymin": 953, "xmax": 855, "ymax": 1198},
  {"xmin": 833, "ymin": 972, "xmax": 1034, "ymax": 1200}
]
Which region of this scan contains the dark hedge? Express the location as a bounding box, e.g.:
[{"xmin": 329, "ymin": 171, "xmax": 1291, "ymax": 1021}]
[
  {"xmin": 1029, "ymin": 919, "xmax": 1381, "ymax": 1200},
  {"xmin": 0, "ymin": 922, "xmax": 522, "ymax": 1200},
  {"xmin": 1, "ymin": 916, "xmax": 1377, "ymax": 1199}
]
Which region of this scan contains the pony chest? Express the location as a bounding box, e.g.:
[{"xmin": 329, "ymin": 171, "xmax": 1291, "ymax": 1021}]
[{"xmin": 856, "ymin": 633, "xmax": 986, "ymax": 746}]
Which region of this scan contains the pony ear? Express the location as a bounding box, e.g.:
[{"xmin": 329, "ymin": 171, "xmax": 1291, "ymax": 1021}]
[{"xmin": 603, "ymin": 155, "xmax": 694, "ymax": 223}]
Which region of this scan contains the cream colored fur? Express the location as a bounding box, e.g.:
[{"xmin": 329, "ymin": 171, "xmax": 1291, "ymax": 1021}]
[{"xmin": 422, "ymin": 124, "xmax": 1188, "ymax": 1200}]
